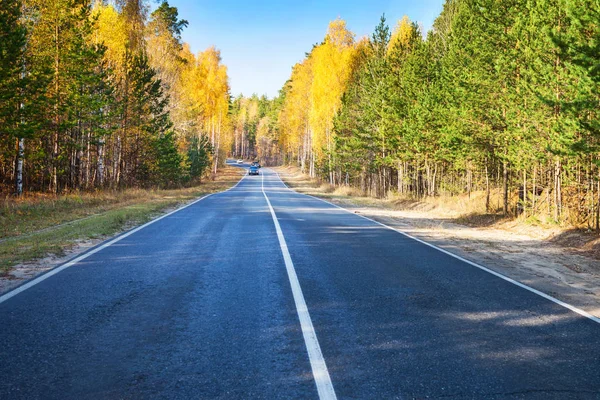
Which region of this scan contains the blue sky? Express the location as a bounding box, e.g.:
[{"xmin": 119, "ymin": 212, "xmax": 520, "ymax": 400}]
[{"xmin": 155, "ymin": 0, "xmax": 446, "ymax": 98}]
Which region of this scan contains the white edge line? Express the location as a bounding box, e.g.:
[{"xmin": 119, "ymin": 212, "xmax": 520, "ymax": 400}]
[
  {"xmin": 272, "ymin": 170, "xmax": 600, "ymax": 325},
  {"xmin": 0, "ymin": 171, "xmax": 247, "ymax": 305},
  {"xmin": 262, "ymin": 171, "xmax": 337, "ymax": 400}
]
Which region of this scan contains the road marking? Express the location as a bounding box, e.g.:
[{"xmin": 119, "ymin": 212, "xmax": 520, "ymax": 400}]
[
  {"xmin": 272, "ymin": 171, "xmax": 600, "ymax": 325},
  {"xmin": 0, "ymin": 172, "xmax": 247, "ymax": 305},
  {"xmin": 261, "ymin": 172, "xmax": 337, "ymax": 400}
]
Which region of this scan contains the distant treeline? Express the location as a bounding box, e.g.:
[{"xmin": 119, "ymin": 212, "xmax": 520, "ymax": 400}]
[
  {"xmin": 0, "ymin": 0, "xmax": 231, "ymax": 195},
  {"xmin": 229, "ymin": 94, "xmax": 284, "ymax": 167},
  {"xmin": 244, "ymin": 0, "xmax": 599, "ymax": 228}
]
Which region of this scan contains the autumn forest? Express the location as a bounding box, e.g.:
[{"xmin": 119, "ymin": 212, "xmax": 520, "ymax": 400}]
[
  {"xmin": 1, "ymin": 0, "xmax": 600, "ymax": 229},
  {"xmin": 1, "ymin": 0, "xmax": 229, "ymax": 194}
]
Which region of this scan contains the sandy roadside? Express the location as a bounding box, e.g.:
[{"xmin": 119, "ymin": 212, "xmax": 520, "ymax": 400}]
[
  {"xmin": 274, "ymin": 166, "xmax": 600, "ymax": 319},
  {"xmin": 1, "ymin": 240, "xmax": 100, "ymax": 295}
]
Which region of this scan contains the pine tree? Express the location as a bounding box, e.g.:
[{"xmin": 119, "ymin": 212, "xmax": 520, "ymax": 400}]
[
  {"xmin": 125, "ymin": 51, "xmax": 181, "ymax": 186},
  {"xmin": 187, "ymin": 134, "xmax": 212, "ymax": 182}
]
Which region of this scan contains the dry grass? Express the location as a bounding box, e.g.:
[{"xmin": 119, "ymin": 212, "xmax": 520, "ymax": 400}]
[
  {"xmin": 274, "ymin": 165, "xmax": 600, "ymax": 257},
  {"xmin": 0, "ymin": 166, "xmax": 243, "ymax": 275},
  {"xmin": 275, "ymin": 165, "xmax": 579, "ymax": 228},
  {"xmin": 276, "ymin": 165, "xmax": 503, "ymax": 218},
  {"xmin": 332, "ymin": 185, "xmax": 363, "ymax": 197}
]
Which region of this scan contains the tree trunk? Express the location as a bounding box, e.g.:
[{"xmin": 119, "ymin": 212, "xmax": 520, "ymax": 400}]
[
  {"xmin": 234, "ymin": 129, "xmax": 238, "ymax": 156},
  {"xmin": 554, "ymin": 158, "xmax": 561, "ymax": 221},
  {"xmin": 97, "ymin": 137, "xmax": 105, "ymax": 187},
  {"xmin": 16, "ymin": 59, "xmax": 25, "ymax": 196},
  {"xmin": 521, "ymin": 169, "xmax": 527, "ymax": 217},
  {"xmin": 308, "ymin": 129, "xmax": 314, "ymax": 178},
  {"xmin": 430, "ymin": 163, "xmax": 438, "ymax": 197},
  {"xmin": 84, "ymin": 130, "xmax": 91, "ymax": 189},
  {"xmin": 301, "ymin": 127, "xmax": 307, "ymax": 172},
  {"xmin": 114, "ymin": 135, "xmax": 122, "ymax": 187},
  {"xmin": 326, "ymin": 126, "xmax": 333, "ymax": 185},
  {"xmin": 211, "ymin": 116, "xmax": 215, "ymax": 148},
  {"xmin": 241, "ymin": 129, "xmax": 245, "ymax": 158},
  {"xmin": 485, "ymin": 164, "xmax": 490, "ymax": 213},
  {"xmin": 467, "ymin": 167, "xmax": 472, "ymax": 199},
  {"xmin": 15, "ymin": 138, "xmax": 24, "ymax": 196},
  {"xmin": 360, "ymin": 167, "xmax": 365, "ymax": 194},
  {"xmin": 425, "ymin": 161, "xmax": 431, "ymax": 197},
  {"xmin": 532, "ymin": 165, "xmax": 537, "ymax": 213},
  {"xmin": 397, "ymin": 161, "xmax": 402, "ymax": 194},
  {"xmin": 52, "ymin": 19, "xmax": 60, "ymax": 193},
  {"xmin": 415, "ymin": 162, "xmax": 420, "ymax": 199},
  {"xmin": 596, "ymin": 171, "xmax": 600, "ymax": 231},
  {"xmin": 329, "ymin": 153, "xmax": 334, "ymax": 185},
  {"xmin": 596, "ymin": 170, "xmax": 599, "ymax": 231},
  {"xmin": 213, "ymin": 114, "xmax": 221, "ymax": 175},
  {"xmin": 503, "ymin": 161, "xmax": 509, "ymax": 216}
]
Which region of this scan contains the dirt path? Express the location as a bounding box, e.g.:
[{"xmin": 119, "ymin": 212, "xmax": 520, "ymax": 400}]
[{"xmin": 275, "ymin": 167, "xmax": 600, "ymax": 319}]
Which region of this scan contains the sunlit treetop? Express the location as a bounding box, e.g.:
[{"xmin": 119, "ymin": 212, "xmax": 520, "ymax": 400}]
[
  {"xmin": 326, "ymin": 18, "xmax": 355, "ymax": 48},
  {"xmin": 388, "ymin": 16, "xmax": 415, "ymax": 55}
]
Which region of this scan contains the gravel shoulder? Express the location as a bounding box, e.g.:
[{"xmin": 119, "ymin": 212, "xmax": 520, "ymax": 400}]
[{"xmin": 274, "ymin": 166, "xmax": 600, "ymax": 319}]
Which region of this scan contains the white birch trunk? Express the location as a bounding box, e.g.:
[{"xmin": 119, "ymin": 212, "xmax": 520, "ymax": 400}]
[
  {"xmin": 97, "ymin": 137, "xmax": 105, "ymax": 187},
  {"xmin": 16, "ymin": 138, "xmax": 24, "ymax": 196}
]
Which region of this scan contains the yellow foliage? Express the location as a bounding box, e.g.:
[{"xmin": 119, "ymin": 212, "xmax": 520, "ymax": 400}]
[
  {"xmin": 246, "ymin": 97, "xmax": 258, "ymax": 122},
  {"xmin": 174, "ymin": 45, "xmax": 231, "ymax": 155},
  {"xmin": 278, "ymin": 18, "xmax": 358, "ymax": 168},
  {"xmin": 388, "ymin": 16, "xmax": 414, "ymax": 55},
  {"xmin": 146, "ymin": 13, "xmax": 182, "ymax": 91},
  {"xmin": 326, "ymin": 18, "xmax": 355, "ymax": 48},
  {"xmin": 279, "ymin": 58, "xmax": 313, "ymax": 153},
  {"xmin": 309, "ymin": 19, "xmax": 356, "ymax": 157},
  {"xmin": 256, "ymin": 116, "xmax": 271, "ymax": 145},
  {"xmin": 91, "ymin": 3, "xmax": 128, "ymax": 77}
]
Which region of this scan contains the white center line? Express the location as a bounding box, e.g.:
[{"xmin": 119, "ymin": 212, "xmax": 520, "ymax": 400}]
[{"xmin": 261, "ymin": 171, "xmax": 337, "ymax": 400}]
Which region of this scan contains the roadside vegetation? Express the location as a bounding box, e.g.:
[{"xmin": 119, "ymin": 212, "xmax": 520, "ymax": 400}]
[
  {"xmin": 0, "ymin": 166, "xmax": 243, "ymax": 276},
  {"xmin": 1, "ymin": 0, "xmax": 231, "ymax": 195},
  {"xmin": 276, "ymin": 163, "xmax": 600, "ymax": 262},
  {"xmin": 276, "ymin": 165, "xmax": 600, "ymax": 318},
  {"xmin": 232, "ymin": 1, "xmax": 600, "ymax": 232},
  {"xmin": 1, "ymin": 0, "xmax": 240, "ymax": 281},
  {"xmin": 277, "ymin": 165, "xmax": 527, "ymax": 223}
]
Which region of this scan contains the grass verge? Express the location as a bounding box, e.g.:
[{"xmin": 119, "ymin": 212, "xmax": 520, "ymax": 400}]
[
  {"xmin": 275, "ymin": 165, "xmax": 513, "ymax": 221},
  {"xmin": 0, "ymin": 166, "xmax": 243, "ymax": 276},
  {"xmin": 274, "ymin": 165, "xmax": 600, "ymax": 259}
]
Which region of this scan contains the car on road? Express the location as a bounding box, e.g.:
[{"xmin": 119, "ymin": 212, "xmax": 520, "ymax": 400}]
[
  {"xmin": 237, "ymin": 159, "xmax": 243, "ymax": 164},
  {"xmin": 248, "ymin": 166, "xmax": 259, "ymax": 175},
  {"xmin": 251, "ymin": 161, "xmax": 261, "ymax": 168}
]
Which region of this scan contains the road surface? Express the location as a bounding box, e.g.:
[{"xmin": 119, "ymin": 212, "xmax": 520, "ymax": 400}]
[{"xmin": 1, "ymin": 163, "xmax": 599, "ymax": 399}]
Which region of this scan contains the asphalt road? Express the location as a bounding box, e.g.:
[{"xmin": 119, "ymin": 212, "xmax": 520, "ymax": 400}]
[{"xmin": 1, "ymin": 163, "xmax": 599, "ymax": 399}]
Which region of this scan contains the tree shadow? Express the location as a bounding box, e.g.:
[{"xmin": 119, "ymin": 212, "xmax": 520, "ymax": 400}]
[{"xmin": 547, "ymin": 228, "xmax": 600, "ymax": 261}]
